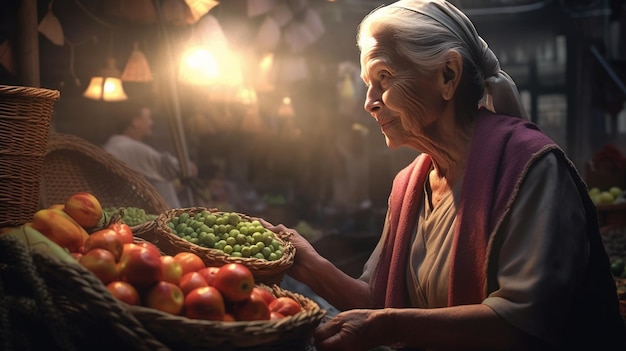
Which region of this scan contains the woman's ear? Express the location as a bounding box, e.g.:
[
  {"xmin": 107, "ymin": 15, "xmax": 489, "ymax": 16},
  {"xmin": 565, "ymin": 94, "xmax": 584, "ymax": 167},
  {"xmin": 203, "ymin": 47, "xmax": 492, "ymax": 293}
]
[{"xmin": 441, "ymin": 50, "xmax": 463, "ymax": 101}]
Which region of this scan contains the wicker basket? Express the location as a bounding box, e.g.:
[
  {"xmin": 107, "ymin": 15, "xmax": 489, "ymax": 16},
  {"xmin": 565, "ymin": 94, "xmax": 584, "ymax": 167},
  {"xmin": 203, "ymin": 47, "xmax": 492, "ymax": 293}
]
[
  {"xmin": 138, "ymin": 207, "xmax": 295, "ymax": 285},
  {"xmin": 39, "ymin": 133, "xmax": 169, "ymax": 215},
  {"xmin": 0, "ymin": 85, "xmax": 60, "ymax": 227},
  {"xmin": 0, "ymin": 233, "xmax": 168, "ymax": 351},
  {"xmin": 127, "ymin": 284, "xmax": 325, "ymax": 351}
]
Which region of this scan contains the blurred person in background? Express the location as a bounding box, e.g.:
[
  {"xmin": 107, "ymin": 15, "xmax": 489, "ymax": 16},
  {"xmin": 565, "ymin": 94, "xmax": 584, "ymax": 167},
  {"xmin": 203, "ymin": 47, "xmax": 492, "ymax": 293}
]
[
  {"xmin": 264, "ymin": 0, "xmax": 626, "ymax": 350},
  {"xmin": 103, "ymin": 100, "xmax": 197, "ymax": 209}
]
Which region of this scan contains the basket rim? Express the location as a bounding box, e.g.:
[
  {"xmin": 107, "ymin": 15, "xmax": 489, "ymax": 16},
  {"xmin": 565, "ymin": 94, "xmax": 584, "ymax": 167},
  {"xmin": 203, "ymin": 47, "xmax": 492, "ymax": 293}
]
[
  {"xmin": 125, "ymin": 283, "xmax": 326, "ymax": 349},
  {"xmin": 0, "ymin": 84, "xmax": 60, "ymax": 100}
]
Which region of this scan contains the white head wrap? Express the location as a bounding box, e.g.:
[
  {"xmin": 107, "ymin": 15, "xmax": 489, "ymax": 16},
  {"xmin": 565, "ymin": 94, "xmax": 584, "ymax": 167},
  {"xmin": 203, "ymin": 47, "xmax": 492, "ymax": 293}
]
[{"xmin": 392, "ymin": 0, "xmax": 528, "ymax": 119}]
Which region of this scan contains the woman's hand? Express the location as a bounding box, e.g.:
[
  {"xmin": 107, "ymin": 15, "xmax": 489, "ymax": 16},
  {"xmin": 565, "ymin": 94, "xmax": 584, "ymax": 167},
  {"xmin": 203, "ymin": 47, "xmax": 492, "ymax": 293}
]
[
  {"xmin": 314, "ymin": 309, "xmax": 384, "ymax": 351},
  {"xmin": 256, "ymin": 219, "xmax": 320, "ymax": 282}
]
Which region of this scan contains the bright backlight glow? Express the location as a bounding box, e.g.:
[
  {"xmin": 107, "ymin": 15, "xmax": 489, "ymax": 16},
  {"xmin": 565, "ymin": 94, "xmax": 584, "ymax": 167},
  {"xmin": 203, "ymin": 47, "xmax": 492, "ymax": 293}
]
[{"xmin": 179, "ymin": 47, "xmax": 219, "ymax": 85}]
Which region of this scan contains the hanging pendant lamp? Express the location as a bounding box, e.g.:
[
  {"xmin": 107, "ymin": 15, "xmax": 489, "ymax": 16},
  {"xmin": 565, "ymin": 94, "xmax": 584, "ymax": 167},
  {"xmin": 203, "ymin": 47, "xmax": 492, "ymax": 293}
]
[
  {"xmin": 83, "ymin": 57, "xmax": 128, "ymax": 101},
  {"xmin": 122, "ymin": 42, "xmax": 153, "ymax": 82}
]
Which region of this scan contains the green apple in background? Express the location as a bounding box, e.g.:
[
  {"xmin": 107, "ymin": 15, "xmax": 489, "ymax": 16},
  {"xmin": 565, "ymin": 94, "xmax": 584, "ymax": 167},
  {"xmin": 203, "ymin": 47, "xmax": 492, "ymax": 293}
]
[
  {"xmin": 598, "ymin": 191, "xmax": 615, "ymax": 204},
  {"xmin": 609, "ymin": 186, "xmax": 623, "ymax": 198},
  {"xmin": 588, "ymin": 187, "xmax": 601, "ymax": 196}
]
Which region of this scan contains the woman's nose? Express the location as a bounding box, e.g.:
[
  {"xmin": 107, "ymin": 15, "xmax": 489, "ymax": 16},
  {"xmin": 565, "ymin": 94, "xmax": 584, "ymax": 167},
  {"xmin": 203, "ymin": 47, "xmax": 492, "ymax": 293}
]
[{"xmin": 364, "ymin": 90, "xmax": 382, "ymax": 113}]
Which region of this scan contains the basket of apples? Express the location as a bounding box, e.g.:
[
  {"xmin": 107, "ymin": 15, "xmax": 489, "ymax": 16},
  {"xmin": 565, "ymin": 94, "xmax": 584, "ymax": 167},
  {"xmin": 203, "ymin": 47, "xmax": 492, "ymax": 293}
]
[
  {"xmin": 79, "ymin": 235, "xmax": 325, "ymax": 350},
  {"xmin": 0, "ymin": 191, "xmax": 168, "ymax": 350},
  {"xmin": 28, "ymin": 193, "xmax": 324, "ymax": 350},
  {"xmin": 139, "ymin": 207, "xmax": 296, "ymax": 286}
]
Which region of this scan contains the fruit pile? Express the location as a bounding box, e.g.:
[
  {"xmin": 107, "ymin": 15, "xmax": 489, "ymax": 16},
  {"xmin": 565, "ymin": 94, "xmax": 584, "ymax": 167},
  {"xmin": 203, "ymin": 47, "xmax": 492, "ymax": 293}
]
[
  {"xmin": 166, "ymin": 211, "xmax": 286, "ymax": 261},
  {"xmin": 588, "ymin": 186, "xmax": 625, "ymax": 206},
  {"xmin": 93, "ymin": 245, "xmax": 302, "ymax": 322},
  {"xmin": 28, "ymin": 191, "xmax": 125, "ymax": 254},
  {"xmin": 23, "ymin": 191, "xmax": 303, "ymax": 322}
]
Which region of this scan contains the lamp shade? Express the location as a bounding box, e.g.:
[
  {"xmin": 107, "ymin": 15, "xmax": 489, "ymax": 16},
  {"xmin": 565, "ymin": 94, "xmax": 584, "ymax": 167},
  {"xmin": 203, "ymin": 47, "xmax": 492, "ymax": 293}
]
[
  {"xmin": 84, "ymin": 57, "xmax": 128, "ymax": 101},
  {"xmin": 83, "ymin": 76, "xmax": 128, "ymax": 101},
  {"xmin": 122, "ymin": 42, "xmax": 153, "ymax": 82}
]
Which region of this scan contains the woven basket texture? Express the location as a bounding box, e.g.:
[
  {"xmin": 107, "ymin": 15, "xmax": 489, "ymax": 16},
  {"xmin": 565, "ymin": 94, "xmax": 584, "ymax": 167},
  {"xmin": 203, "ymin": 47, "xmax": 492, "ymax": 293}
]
[
  {"xmin": 39, "ymin": 133, "xmax": 169, "ymax": 215},
  {"xmin": 0, "ymin": 234, "xmax": 168, "ymax": 351},
  {"xmin": 0, "ymin": 85, "xmax": 60, "ymax": 227},
  {"xmin": 139, "ymin": 207, "xmax": 295, "ymax": 285},
  {"xmin": 127, "ymin": 283, "xmax": 325, "ymax": 351}
]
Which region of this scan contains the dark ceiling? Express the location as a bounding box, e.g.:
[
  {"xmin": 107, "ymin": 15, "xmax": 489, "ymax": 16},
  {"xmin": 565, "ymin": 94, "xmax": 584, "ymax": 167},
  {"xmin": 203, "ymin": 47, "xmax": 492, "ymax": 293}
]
[{"xmin": 0, "ymin": 0, "xmax": 621, "ymax": 91}]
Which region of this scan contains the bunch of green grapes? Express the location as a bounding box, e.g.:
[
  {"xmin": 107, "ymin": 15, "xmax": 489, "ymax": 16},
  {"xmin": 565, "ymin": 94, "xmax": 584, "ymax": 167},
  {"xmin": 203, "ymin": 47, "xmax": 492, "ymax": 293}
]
[
  {"xmin": 167, "ymin": 210, "xmax": 285, "ymax": 261},
  {"xmin": 103, "ymin": 207, "xmax": 158, "ymax": 226}
]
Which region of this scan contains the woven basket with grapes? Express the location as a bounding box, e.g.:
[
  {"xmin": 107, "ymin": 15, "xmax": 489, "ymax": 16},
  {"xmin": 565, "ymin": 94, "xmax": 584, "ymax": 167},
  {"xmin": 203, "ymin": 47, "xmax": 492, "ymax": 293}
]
[{"xmin": 142, "ymin": 207, "xmax": 295, "ymax": 285}]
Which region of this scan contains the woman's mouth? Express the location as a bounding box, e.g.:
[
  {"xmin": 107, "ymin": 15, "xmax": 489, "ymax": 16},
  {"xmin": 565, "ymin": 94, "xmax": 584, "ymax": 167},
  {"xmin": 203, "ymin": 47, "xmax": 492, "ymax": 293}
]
[{"xmin": 380, "ymin": 119, "xmax": 399, "ymax": 131}]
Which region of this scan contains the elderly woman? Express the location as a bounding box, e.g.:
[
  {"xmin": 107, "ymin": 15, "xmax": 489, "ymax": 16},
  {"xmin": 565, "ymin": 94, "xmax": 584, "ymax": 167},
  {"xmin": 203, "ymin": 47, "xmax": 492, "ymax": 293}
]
[{"xmin": 266, "ymin": 0, "xmax": 626, "ymax": 350}]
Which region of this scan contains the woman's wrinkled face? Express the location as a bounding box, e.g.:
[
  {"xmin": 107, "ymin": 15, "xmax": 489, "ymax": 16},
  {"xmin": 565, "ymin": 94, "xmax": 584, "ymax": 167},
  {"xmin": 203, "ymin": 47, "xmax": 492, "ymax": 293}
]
[{"xmin": 360, "ymin": 34, "xmax": 445, "ymax": 149}]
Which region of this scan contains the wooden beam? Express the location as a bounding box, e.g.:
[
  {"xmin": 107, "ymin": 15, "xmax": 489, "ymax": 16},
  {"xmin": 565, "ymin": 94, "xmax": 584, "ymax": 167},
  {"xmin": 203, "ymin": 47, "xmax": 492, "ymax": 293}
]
[{"xmin": 17, "ymin": 0, "xmax": 40, "ymax": 87}]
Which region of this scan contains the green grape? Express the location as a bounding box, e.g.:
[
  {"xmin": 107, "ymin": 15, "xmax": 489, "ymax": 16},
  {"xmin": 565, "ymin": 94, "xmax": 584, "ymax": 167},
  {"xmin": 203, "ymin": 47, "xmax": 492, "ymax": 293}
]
[
  {"xmin": 204, "ymin": 214, "xmax": 217, "ymax": 227},
  {"xmin": 228, "ymin": 213, "xmax": 241, "ymax": 226},
  {"xmin": 241, "ymin": 246, "xmax": 251, "ymax": 257},
  {"xmin": 175, "ymin": 223, "xmax": 187, "ymax": 235},
  {"xmin": 179, "ymin": 213, "xmax": 190, "ymax": 223}
]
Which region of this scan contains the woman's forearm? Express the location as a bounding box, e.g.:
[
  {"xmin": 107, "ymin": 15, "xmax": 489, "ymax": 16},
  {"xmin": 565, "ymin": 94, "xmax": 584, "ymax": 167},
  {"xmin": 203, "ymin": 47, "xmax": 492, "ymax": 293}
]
[
  {"xmin": 291, "ymin": 255, "xmax": 371, "ymax": 311},
  {"xmin": 374, "ymin": 304, "xmax": 549, "ymax": 351}
]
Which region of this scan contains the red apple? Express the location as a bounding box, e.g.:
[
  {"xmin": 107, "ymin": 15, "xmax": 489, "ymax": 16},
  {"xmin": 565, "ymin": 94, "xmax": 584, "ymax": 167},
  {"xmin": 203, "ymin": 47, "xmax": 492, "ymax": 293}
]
[
  {"xmin": 79, "ymin": 248, "xmax": 118, "ymax": 284},
  {"xmin": 270, "ymin": 311, "xmax": 285, "ymax": 320},
  {"xmin": 83, "ymin": 228, "xmax": 124, "ymax": 261},
  {"xmin": 118, "ymin": 242, "xmax": 163, "ymax": 289},
  {"xmin": 108, "ymin": 221, "xmax": 134, "ymax": 244},
  {"xmin": 124, "ymin": 241, "xmax": 161, "ymax": 256},
  {"xmin": 160, "ymin": 255, "xmax": 183, "ymax": 285},
  {"xmin": 179, "ymin": 271, "xmax": 208, "ymax": 295},
  {"xmin": 197, "ymin": 266, "xmax": 220, "ymax": 286},
  {"xmin": 70, "ymin": 251, "xmax": 83, "ymax": 261},
  {"xmin": 213, "ymin": 263, "xmax": 254, "ymax": 303},
  {"xmin": 107, "ymin": 281, "xmax": 140, "ymax": 305},
  {"xmin": 232, "ymin": 293, "xmax": 270, "ymax": 321},
  {"xmin": 251, "ymin": 286, "xmax": 276, "ymax": 306},
  {"xmin": 268, "ymin": 297, "xmax": 302, "ymax": 317},
  {"xmin": 144, "ymin": 281, "xmax": 185, "ymax": 315},
  {"xmin": 173, "ymin": 252, "xmax": 205, "ymax": 275},
  {"xmin": 184, "ymin": 286, "xmax": 225, "ymax": 321}
]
